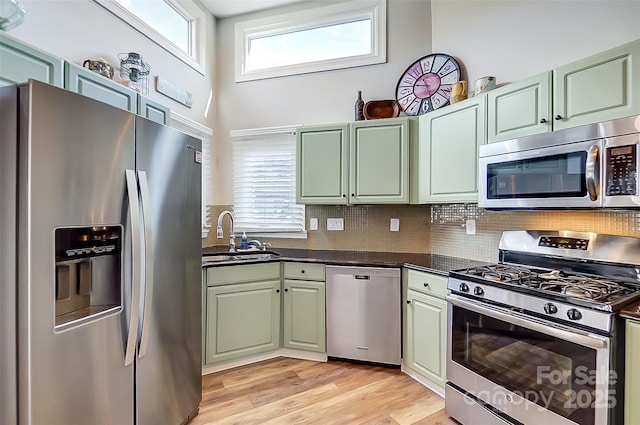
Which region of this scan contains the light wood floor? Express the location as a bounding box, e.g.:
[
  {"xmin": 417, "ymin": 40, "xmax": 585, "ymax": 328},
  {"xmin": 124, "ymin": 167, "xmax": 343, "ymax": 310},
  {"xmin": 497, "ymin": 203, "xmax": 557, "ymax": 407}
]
[{"xmin": 190, "ymin": 357, "xmax": 459, "ymax": 425}]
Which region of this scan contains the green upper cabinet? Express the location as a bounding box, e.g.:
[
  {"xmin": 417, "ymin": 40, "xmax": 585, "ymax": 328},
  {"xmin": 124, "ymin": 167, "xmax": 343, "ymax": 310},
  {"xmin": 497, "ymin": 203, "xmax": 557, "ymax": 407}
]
[
  {"xmin": 412, "ymin": 95, "xmax": 487, "ymax": 204},
  {"xmin": 138, "ymin": 95, "xmax": 170, "ymax": 125},
  {"xmin": 296, "ymin": 117, "xmax": 415, "ymax": 205},
  {"xmin": 0, "ymin": 32, "xmax": 64, "ymax": 88},
  {"xmin": 296, "ymin": 124, "xmax": 349, "ymax": 204},
  {"xmin": 65, "ymin": 62, "xmax": 138, "ymax": 113},
  {"xmin": 554, "ymin": 39, "xmax": 640, "ymax": 131},
  {"xmin": 487, "ymin": 39, "xmax": 640, "ymax": 142},
  {"xmin": 349, "ymin": 117, "xmax": 411, "ymax": 204},
  {"xmin": 487, "ymin": 72, "xmax": 552, "ymax": 143}
]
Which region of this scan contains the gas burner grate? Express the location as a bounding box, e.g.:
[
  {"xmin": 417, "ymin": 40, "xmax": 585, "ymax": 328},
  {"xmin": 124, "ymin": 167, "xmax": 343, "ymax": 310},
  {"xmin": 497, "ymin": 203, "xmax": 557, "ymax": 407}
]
[{"xmin": 469, "ymin": 265, "xmax": 535, "ymax": 283}]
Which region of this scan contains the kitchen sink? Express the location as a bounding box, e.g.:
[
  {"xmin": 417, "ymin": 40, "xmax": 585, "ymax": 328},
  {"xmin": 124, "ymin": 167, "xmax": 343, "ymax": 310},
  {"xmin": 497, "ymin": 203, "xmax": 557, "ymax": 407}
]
[{"xmin": 202, "ymin": 250, "xmax": 280, "ymax": 265}]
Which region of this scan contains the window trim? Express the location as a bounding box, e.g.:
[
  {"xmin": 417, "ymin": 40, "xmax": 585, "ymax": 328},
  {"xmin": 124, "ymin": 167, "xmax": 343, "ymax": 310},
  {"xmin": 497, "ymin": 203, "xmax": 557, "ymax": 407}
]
[
  {"xmin": 235, "ymin": 0, "xmax": 387, "ymax": 82},
  {"xmin": 93, "ymin": 0, "xmax": 206, "ymax": 75}
]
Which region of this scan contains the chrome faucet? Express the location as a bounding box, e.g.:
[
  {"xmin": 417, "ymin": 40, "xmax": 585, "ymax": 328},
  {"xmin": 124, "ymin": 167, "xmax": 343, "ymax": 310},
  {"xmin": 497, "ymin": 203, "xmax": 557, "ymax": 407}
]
[{"xmin": 216, "ymin": 210, "xmax": 235, "ymax": 252}]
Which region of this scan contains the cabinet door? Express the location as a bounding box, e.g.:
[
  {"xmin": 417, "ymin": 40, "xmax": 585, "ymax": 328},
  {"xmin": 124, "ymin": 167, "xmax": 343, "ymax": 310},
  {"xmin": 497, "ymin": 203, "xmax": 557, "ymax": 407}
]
[
  {"xmin": 405, "ymin": 289, "xmax": 447, "ymax": 389},
  {"xmin": 487, "ymin": 72, "xmax": 552, "ymax": 143},
  {"xmin": 138, "ymin": 95, "xmax": 170, "ymax": 125},
  {"xmin": 205, "ymin": 280, "xmax": 281, "ymax": 364},
  {"xmin": 350, "ymin": 118, "xmax": 410, "ymax": 204},
  {"xmin": 296, "ymin": 124, "xmax": 349, "ymax": 204},
  {"xmin": 0, "ymin": 33, "xmax": 64, "ymax": 87},
  {"xmin": 415, "ymin": 96, "xmax": 486, "ymax": 203},
  {"xmin": 65, "ymin": 62, "xmax": 138, "ymax": 113},
  {"xmin": 626, "ymin": 320, "xmax": 640, "ymax": 425},
  {"xmin": 554, "ymin": 39, "xmax": 640, "ymax": 131},
  {"xmin": 283, "ymin": 280, "xmax": 326, "ymax": 352}
]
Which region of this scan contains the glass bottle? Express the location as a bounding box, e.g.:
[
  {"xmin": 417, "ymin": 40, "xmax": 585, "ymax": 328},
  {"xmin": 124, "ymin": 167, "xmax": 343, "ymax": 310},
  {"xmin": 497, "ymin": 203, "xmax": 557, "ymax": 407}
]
[{"xmin": 355, "ymin": 90, "xmax": 365, "ymax": 121}]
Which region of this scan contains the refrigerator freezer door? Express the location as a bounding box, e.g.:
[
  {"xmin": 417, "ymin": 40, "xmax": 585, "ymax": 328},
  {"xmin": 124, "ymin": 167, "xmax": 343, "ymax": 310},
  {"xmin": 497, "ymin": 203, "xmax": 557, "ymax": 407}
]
[
  {"xmin": 17, "ymin": 81, "xmax": 135, "ymax": 424},
  {"xmin": 134, "ymin": 117, "xmax": 202, "ymax": 425}
]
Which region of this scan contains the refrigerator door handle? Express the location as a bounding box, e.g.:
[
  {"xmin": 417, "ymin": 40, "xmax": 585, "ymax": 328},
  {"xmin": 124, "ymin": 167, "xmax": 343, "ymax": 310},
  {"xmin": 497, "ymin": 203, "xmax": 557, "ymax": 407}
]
[
  {"xmin": 125, "ymin": 169, "xmax": 142, "ymax": 366},
  {"xmin": 137, "ymin": 170, "xmax": 154, "ymax": 358}
]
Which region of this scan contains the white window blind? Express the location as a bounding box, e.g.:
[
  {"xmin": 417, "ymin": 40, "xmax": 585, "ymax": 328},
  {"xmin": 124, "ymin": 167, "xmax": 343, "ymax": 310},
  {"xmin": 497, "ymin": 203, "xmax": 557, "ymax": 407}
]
[{"xmin": 231, "ymin": 126, "xmax": 305, "ymax": 235}]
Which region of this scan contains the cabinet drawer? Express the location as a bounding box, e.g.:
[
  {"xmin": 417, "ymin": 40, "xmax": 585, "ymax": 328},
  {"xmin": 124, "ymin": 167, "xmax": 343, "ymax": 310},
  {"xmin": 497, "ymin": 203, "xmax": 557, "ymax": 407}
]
[
  {"xmin": 206, "ymin": 262, "xmax": 280, "ymax": 286},
  {"xmin": 406, "ymin": 269, "xmax": 448, "ymax": 299},
  {"xmin": 283, "ymin": 262, "xmax": 325, "ymax": 281}
]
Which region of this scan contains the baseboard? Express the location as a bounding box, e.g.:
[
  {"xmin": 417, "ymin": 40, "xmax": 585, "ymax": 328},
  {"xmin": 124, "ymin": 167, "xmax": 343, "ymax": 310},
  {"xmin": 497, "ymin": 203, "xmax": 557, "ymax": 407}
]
[{"xmin": 202, "ymin": 349, "xmax": 327, "ymax": 375}]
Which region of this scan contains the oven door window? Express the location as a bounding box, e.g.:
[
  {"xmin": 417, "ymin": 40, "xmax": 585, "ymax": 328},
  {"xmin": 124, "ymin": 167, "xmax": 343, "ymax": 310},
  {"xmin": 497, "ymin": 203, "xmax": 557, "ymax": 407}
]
[
  {"xmin": 486, "ymin": 151, "xmax": 587, "ymax": 199},
  {"xmin": 451, "ymin": 305, "xmax": 598, "ymax": 425}
]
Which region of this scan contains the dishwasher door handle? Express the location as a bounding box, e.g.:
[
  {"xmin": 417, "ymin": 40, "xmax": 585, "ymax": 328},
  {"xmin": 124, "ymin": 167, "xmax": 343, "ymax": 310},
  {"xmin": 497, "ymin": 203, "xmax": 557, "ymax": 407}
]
[{"xmin": 354, "ymin": 275, "xmax": 370, "ymax": 280}]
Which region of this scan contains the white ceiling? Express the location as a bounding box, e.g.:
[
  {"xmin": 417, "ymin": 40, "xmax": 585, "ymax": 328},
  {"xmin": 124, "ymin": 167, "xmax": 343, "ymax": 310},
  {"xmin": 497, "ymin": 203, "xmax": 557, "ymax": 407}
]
[{"xmin": 200, "ymin": 0, "xmax": 309, "ymax": 18}]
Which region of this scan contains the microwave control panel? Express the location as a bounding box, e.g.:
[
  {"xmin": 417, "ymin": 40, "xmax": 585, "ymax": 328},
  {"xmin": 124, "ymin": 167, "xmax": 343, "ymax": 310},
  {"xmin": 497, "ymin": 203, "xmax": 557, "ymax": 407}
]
[{"xmin": 605, "ymin": 144, "xmax": 637, "ymax": 196}]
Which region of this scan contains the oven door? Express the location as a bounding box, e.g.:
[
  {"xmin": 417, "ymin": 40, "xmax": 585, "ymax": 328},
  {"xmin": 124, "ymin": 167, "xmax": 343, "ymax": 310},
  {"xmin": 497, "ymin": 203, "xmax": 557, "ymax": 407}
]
[
  {"xmin": 446, "ymin": 294, "xmax": 614, "ymax": 425},
  {"xmin": 478, "ymin": 139, "xmax": 601, "ymax": 209}
]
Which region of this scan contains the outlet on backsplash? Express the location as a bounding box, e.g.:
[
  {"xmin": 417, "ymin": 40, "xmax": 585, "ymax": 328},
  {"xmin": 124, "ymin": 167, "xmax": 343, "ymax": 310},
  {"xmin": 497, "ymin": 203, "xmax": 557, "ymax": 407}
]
[{"xmin": 327, "ymin": 218, "xmax": 344, "ymax": 231}]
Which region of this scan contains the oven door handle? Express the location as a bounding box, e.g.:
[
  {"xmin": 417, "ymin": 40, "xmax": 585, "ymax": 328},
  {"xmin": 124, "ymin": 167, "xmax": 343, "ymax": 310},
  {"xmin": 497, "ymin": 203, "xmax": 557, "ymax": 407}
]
[{"xmin": 447, "ymin": 294, "xmax": 608, "ymax": 350}]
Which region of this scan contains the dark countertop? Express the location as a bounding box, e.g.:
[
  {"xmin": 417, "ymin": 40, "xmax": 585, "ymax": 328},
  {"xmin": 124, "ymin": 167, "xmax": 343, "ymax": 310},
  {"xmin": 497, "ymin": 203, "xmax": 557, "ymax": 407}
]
[
  {"xmin": 202, "ymin": 246, "xmax": 487, "ymax": 276},
  {"xmin": 620, "ymin": 300, "xmax": 640, "ymax": 321}
]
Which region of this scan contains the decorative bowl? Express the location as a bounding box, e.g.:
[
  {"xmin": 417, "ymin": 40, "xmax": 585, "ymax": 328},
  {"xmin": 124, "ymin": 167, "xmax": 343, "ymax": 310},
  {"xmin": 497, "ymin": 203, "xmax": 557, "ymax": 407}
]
[{"xmin": 364, "ymin": 100, "xmax": 400, "ymax": 120}]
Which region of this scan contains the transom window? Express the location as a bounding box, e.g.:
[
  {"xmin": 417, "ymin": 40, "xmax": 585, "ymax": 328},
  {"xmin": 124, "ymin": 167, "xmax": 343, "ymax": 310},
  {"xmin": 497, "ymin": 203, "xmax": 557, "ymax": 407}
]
[
  {"xmin": 235, "ymin": 0, "xmax": 387, "ymax": 82},
  {"xmin": 94, "ymin": 0, "xmax": 205, "ymax": 74}
]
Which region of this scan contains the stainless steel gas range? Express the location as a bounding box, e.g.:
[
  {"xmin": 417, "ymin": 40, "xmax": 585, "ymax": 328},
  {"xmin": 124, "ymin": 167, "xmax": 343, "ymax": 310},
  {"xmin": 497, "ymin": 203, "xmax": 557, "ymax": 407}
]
[{"xmin": 445, "ymin": 230, "xmax": 640, "ymax": 425}]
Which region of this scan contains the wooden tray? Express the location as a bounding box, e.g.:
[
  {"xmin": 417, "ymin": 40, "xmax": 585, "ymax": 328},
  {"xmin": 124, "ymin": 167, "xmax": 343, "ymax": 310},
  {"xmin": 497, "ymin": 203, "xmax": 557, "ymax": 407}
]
[{"xmin": 364, "ymin": 100, "xmax": 400, "ymax": 120}]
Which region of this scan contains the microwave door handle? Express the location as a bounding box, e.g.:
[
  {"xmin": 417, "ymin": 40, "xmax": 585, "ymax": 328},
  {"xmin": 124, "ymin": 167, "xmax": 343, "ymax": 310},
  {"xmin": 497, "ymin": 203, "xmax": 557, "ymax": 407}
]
[{"xmin": 585, "ymin": 144, "xmax": 600, "ymax": 201}]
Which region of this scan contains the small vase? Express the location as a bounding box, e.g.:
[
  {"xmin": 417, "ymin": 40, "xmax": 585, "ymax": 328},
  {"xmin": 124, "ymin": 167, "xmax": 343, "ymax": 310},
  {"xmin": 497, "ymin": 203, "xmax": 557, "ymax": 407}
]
[{"xmin": 355, "ymin": 90, "xmax": 365, "ymax": 121}]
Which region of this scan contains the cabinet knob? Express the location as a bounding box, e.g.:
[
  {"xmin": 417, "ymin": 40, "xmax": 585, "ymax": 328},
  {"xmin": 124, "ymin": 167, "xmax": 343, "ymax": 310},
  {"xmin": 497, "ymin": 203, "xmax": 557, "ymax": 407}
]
[
  {"xmin": 555, "ymin": 115, "xmax": 563, "ymax": 120},
  {"xmin": 423, "ymin": 282, "xmax": 429, "ymax": 288},
  {"xmin": 301, "ymin": 270, "xmax": 305, "ymax": 274},
  {"xmin": 406, "ymin": 300, "xmax": 411, "ymax": 304},
  {"xmin": 342, "ymin": 194, "xmax": 346, "ymax": 198},
  {"xmin": 284, "ymin": 288, "xmax": 288, "ymax": 292},
  {"xmin": 351, "ymin": 193, "xmax": 355, "ymax": 197},
  {"xmin": 276, "ymin": 289, "xmax": 280, "ymax": 293},
  {"xmin": 539, "ymin": 118, "xmax": 547, "ymax": 124}
]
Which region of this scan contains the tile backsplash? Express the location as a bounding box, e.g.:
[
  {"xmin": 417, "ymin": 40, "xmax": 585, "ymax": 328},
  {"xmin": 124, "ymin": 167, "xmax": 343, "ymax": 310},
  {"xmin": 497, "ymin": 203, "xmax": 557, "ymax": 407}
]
[{"xmin": 203, "ymin": 204, "xmax": 640, "ymax": 263}]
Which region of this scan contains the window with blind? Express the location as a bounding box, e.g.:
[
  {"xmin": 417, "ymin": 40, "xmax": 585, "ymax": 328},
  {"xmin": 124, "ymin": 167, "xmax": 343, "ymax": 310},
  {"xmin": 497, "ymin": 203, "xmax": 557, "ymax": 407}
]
[{"xmin": 231, "ymin": 127, "xmax": 305, "ymax": 237}]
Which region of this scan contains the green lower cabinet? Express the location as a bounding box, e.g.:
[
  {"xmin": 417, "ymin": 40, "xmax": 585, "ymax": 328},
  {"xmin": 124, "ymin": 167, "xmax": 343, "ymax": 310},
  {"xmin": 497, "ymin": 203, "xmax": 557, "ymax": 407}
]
[
  {"xmin": 625, "ymin": 320, "xmax": 640, "ymax": 425},
  {"xmin": 405, "ymin": 289, "xmax": 447, "ymax": 389},
  {"xmin": 205, "ymin": 280, "xmax": 281, "ymax": 364},
  {"xmin": 283, "ymin": 279, "xmax": 326, "ymax": 352}
]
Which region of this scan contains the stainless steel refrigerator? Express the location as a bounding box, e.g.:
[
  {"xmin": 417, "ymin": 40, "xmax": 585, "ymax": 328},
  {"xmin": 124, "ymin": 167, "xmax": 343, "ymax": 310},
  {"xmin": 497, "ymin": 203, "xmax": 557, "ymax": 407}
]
[{"xmin": 0, "ymin": 80, "xmax": 202, "ymax": 425}]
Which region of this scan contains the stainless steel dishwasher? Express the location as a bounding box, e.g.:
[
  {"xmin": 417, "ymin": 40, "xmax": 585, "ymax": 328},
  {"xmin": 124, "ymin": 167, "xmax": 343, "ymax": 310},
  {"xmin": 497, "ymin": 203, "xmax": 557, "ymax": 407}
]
[{"xmin": 325, "ymin": 266, "xmax": 401, "ymax": 366}]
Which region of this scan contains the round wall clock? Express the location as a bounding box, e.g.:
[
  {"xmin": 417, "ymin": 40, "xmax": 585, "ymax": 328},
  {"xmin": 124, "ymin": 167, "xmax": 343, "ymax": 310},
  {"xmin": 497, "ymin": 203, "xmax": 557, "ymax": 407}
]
[{"xmin": 395, "ymin": 54, "xmax": 461, "ymax": 116}]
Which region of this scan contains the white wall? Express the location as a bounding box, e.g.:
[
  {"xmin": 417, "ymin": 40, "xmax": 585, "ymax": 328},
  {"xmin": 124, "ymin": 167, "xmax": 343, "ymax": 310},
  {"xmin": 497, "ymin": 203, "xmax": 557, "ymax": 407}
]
[
  {"xmin": 7, "ymin": 0, "xmax": 217, "ymax": 128},
  {"xmin": 213, "ymin": 0, "xmax": 640, "ymax": 205},
  {"xmin": 431, "ymin": 0, "xmax": 640, "ymax": 88}
]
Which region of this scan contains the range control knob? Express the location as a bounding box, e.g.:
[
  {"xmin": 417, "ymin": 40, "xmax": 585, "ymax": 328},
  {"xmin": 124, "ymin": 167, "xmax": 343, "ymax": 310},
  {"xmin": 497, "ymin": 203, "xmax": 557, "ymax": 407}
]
[
  {"xmin": 459, "ymin": 282, "xmax": 469, "ymax": 293},
  {"xmin": 567, "ymin": 308, "xmax": 583, "ymax": 321},
  {"xmin": 473, "ymin": 286, "xmax": 485, "ymax": 296},
  {"xmin": 543, "ymin": 303, "xmax": 558, "ymax": 314}
]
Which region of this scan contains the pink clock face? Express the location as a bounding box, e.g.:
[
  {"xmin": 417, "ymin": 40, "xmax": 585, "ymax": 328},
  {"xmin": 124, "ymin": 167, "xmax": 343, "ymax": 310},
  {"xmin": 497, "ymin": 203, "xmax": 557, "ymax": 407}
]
[{"xmin": 395, "ymin": 54, "xmax": 461, "ymax": 116}]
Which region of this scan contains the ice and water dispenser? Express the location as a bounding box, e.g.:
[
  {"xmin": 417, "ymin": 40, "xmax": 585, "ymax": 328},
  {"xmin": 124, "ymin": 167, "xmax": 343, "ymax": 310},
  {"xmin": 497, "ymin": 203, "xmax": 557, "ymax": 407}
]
[{"xmin": 54, "ymin": 226, "xmax": 122, "ymax": 328}]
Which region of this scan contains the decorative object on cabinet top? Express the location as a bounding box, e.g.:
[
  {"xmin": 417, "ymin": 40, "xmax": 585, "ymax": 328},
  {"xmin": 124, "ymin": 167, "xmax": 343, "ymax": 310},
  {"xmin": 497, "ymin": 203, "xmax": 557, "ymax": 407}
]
[
  {"xmin": 364, "ymin": 99, "xmax": 400, "ymax": 120},
  {"xmin": 0, "ymin": 0, "xmax": 25, "ymax": 30},
  {"xmin": 473, "ymin": 75, "xmax": 496, "ymax": 96},
  {"xmin": 82, "ymin": 58, "xmax": 115, "ymax": 79},
  {"xmin": 118, "ymin": 52, "xmax": 150, "ymax": 95},
  {"xmin": 395, "ymin": 53, "xmax": 461, "ymax": 116}
]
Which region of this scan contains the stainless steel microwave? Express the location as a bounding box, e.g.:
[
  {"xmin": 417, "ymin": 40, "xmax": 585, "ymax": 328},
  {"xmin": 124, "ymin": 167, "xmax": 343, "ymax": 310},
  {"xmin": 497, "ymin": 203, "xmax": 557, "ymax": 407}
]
[{"xmin": 478, "ymin": 115, "xmax": 640, "ymax": 209}]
